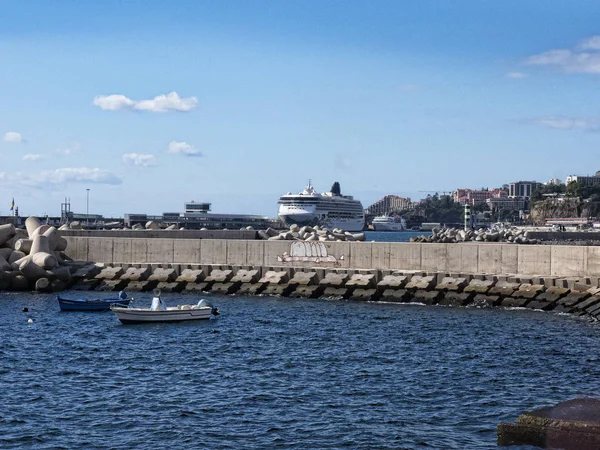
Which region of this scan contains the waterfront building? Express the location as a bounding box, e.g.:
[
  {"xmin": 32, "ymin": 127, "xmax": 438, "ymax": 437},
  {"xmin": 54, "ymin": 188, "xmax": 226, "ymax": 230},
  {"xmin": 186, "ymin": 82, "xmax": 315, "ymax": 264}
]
[
  {"xmin": 508, "ymin": 181, "xmax": 541, "ymax": 199},
  {"xmin": 453, "ymin": 188, "xmax": 507, "ymax": 206},
  {"xmin": 486, "ymin": 197, "xmax": 526, "ymax": 211},
  {"xmin": 125, "ymin": 201, "xmax": 279, "ymax": 230},
  {"xmin": 565, "ymin": 171, "xmax": 600, "ymax": 187},
  {"xmin": 366, "ymin": 195, "xmax": 413, "ymax": 215}
]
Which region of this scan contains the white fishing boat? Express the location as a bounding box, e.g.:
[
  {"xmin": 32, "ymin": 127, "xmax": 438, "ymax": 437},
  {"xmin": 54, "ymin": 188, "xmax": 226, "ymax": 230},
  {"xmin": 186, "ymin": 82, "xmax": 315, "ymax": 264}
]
[{"xmin": 111, "ymin": 291, "xmax": 219, "ymax": 324}]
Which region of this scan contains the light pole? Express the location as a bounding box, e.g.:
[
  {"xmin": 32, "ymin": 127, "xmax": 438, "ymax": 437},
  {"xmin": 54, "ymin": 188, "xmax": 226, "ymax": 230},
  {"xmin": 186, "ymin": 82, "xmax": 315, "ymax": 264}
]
[{"xmin": 86, "ymin": 188, "xmax": 90, "ymax": 227}]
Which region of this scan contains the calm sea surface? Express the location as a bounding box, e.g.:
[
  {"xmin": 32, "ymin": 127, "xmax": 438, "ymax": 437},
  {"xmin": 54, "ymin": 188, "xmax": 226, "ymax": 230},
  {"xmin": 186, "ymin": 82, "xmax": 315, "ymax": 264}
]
[
  {"xmin": 2, "ymin": 292, "xmax": 599, "ymax": 449},
  {"xmin": 364, "ymin": 231, "xmax": 424, "ymax": 242}
]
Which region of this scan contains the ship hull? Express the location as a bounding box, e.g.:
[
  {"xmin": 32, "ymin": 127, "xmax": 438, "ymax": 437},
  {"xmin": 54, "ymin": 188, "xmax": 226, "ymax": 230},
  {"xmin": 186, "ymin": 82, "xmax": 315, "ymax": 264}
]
[{"xmin": 279, "ymin": 213, "xmax": 364, "ymax": 232}]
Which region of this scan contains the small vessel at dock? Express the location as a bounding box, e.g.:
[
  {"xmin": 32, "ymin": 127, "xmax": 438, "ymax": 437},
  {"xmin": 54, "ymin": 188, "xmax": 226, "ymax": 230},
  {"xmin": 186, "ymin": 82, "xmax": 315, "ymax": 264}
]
[
  {"xmin": 111, "ymin": 291, "xmax": 219, "ymax": 324},
  {"xmin": 57, "ymin": 291, "xmax": 131, "ymax": 311},
  {"xmin": 372, "ymin": 215, "xmax": 406, "ymax": 231}
]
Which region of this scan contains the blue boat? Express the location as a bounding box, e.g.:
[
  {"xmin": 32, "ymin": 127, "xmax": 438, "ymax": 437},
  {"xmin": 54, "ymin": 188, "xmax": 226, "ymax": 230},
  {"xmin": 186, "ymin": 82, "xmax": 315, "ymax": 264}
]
[{"xmin": 57, "ymin": 291, "xmax": 132, "ymax": 312}]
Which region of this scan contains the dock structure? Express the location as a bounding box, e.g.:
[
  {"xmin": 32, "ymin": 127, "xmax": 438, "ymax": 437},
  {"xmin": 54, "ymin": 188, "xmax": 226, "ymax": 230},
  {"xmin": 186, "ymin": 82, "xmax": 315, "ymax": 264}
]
[{"xmin": 32, "ymin": 233, "xmax": 600, "ymax": 322}]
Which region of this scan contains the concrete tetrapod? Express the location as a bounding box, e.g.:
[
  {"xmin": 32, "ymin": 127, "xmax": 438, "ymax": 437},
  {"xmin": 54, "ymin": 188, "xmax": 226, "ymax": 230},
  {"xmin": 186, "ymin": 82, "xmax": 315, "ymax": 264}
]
[
  {"xmin": 25, "ymin": 216, "xmax": 42, "ymax": 237},
  {"xmin": 32, "ymin": 252, "xmax": 58, "ymax": 270},
  {"xmin": 0, "ymin": 224, "xmax": 16, "ymax": 246},
  {"xmin": 30, "ymin": 235, "xmax": 51, "ymax": 255}
]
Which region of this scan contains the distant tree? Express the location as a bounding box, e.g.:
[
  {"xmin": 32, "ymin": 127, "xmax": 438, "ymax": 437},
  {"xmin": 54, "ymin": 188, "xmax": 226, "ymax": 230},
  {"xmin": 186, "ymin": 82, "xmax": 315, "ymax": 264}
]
[
  {"xmin": 331, "ymin": 182, "xmax": 341, "ymax": 196},
  {"xmin": 566, "ymin": 181, "xmax": 581, "ymax": 198}
]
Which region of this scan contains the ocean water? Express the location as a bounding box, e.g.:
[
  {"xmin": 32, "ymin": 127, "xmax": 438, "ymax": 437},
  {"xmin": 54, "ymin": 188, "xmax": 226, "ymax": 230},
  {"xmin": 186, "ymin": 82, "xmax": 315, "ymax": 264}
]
[
  {"xmin": 364, "ymin": 231, "xmax": 424, "ymax": 242},
  {"xmin": 1, "ymin": 292, "xmax": 599, "ymax": 449}
]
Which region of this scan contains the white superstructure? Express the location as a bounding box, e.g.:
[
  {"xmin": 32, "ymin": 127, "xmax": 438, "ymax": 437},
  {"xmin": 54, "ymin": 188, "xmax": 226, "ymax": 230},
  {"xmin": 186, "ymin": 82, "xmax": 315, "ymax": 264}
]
[
  {"xmin": 372, "ymin": 215, "xmax": 406, "ymax": 231},
  {"xmin": 277, "ymin": 181, "xmax": 365, "ymax": 232}
]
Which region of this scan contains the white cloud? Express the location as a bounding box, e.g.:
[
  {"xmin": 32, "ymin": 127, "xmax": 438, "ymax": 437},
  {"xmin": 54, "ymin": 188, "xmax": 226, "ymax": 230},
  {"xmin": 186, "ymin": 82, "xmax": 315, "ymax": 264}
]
[
  {"xmin": 1, "ymin": 167, "xmax": 122, "ymax": 189},
  {"xmin": 166, "ymin": 141, "xmax": 203, "ymax": 157},
  {"xmin": 526, "ymin": 37, "xmax": 600, "ymax": 74},
  {"xmin": 93, "ymin": 91, "xmax": 198, "ymax": 113},
  {"xmin": 577, "ymin": 35, "xmax": 600, "ymax": 51},
  {"xmin": 57, "ymin": 142, "xmax": 83, "ymax": 155},
  {"xmin": 3, "ymin": 132, "xmax": 24, "ymax": 143},
  {"xmin": 529, "ymin": 116, "xmax": 600, "ymax": 131},
  {"xmin": 505, "ymin": 71, "xmax": 528, "ymax": 79},
  {"xmin": 122, "ymin": 153, "xmax": 157, "ymax": 167},
  {"xmin": 22, "ymin": 154, "xmax": 43, "ymax": 161}
]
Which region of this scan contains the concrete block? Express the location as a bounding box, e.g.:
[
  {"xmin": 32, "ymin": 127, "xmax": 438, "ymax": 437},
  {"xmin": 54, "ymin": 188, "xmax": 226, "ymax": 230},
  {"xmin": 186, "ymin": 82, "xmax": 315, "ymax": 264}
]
[
  {"xmin": 552, "ymin": 304, "xmax": 575, "ymax": 314},
  {"xmin": 321, "ymin": 287, "xmax": 349, "ymax": 298},
  {"xmin": 470, "ymin": 294, "xmax": 501, "ymax": 307},
  {"xmin": 488, "ymin": 281, "xmax": 520, "ymax": 297},
  {"xmin": 96, "ymin": 279, "xmax": 128, "ymax": 291},
  {"xmin": 438, "ymin": 292, "xmax": 474, "ymax": 307},
  {"xmin": 72, "ymin": 264, "xmax": 102, "ymax": 279},
  {"xmin": 347, "ymin": 288, "xmax": 380, "ymax": 302},
  {"xmin": 184, "ymin": 282, "xmax": 211, "ymax": 293},
  {"xmin": 176, "ymin": 269, "xmax": 206, "ymax": 283},
  {"xmin": 146, "ymin": 239, "xmax": 174, "ymax": 263},
  {"xmin": 289, "ymin": 271, "xmax": 318, "ymax": 286},
  {"xmin": 349, "ymin": 243, "xmax": 372, "ymax": 269},
  {"xmin": 210, "ymin": 282, "xmax": 241, "ymax": 295},
  {"xmin": 525, "ymin": 300, "xmax": 555, "ymax": 311},
  {"xmin": 557, "ymin": 291, "xmax": 591, "ymax": 308},
  {"xmin": 574, "ymin": 296, "xmax": 600, "ymax": 312},
  {"xmin": 411, "ymin": 289, "xmax": 441, "ymax": 305},
  {"xmin": 290, "ymin": 285, "xmax": 324, "ymax": 298},
  {"xmin": 500, "ymin": 297, "xmax": 529, "ymax": 308},
  {"xmin": 237, "ymin": 282, "xmax": 267, "ymax": 295},
  {"xmin": 203, "ymin": 269, "xmax": 233, "ymax": 283},
  {"xmin": 346, "ymin": 273, "xmax": 376, "ymax": 288},
  {"xmin": 537, "ymin": 286, "xmax": 570, "ymax": 303},
  {"xmin": 155, "ymin": 281, "xmax": 186, "ymax": 293},
  {"xmin": 230, "ymin": 269, "xmax": 260, "ymax": 284},
  {"xmin": 377, "ymin": 275, "xmax": 408, "ymax": 290},
  {"xmin": 72, "ymin": 279, "xmax": 101, "ymax": 291},
  {"xmin": 126, "ymin": 280, "xmax": 158, "ymax": 292},
  {"xmin": 148, "ymin": 268, "xmax": 177, "ymax": 283},
  {"xmin": 120, "ymin": 266, "xmax": 151, "ymax": 281},
  {"xmin": 511, "ymin": 284, "xmax": 545, "ymax": 299},
  {"xmin": 405, "ymin": 275, "xmax": 435, "ymax": 291},
  {"xmin": 379, "ymin": 289, "xmax": 409, "ymax": 302},
  {"xmin": 95, "ymin": 266, "xmax": 124, "ymax": 280},
  {"xmin": 261, "ymin": 284, "xmax": 295, "ymax": 297},
  {"xmin": 259, "ymin": 270, "xmax": 290, "ymax": 285},
  {"xmin": 464, "ymin": 279, "xmax": 496, "ymax": 294},
  {"xmin": 319, "ymin": 272, "xmax": 349, "ymax": 287},
  {"xmin": 435, "ymin": 277, "xmax": 468, "ymax": 292}
]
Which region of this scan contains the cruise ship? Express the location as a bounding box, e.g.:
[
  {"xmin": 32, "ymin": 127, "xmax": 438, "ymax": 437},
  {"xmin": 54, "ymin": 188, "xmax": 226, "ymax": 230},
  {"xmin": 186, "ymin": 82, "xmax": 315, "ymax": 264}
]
[
  {"xmin": 371, "ymin": 215, "xmax": 406, "ymax": 231},
  {"xmin": 277, "ymin": 181, "xmax": 365, "ymax": 231}
]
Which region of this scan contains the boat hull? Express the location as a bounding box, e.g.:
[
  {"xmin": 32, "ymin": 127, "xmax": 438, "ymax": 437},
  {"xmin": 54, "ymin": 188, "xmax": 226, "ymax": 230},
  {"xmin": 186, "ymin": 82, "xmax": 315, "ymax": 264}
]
[
  {"xmin": 111, "ymin": 306, "xmax": 214, "ymax": 324},
  {"xmin": 58, "ymin": 296, "xmax": 132, "ymax": 312},
  {"xmin": 372, "ymin": 223, "xmax": 405, "ymax": 231}
]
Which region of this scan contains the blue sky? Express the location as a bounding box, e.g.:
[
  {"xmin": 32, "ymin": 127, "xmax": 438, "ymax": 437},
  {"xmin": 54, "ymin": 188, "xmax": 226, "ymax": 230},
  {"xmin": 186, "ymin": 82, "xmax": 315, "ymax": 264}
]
[{"xmin": 2, "ymin": 1, "xmax": 600, "ymax": 217}]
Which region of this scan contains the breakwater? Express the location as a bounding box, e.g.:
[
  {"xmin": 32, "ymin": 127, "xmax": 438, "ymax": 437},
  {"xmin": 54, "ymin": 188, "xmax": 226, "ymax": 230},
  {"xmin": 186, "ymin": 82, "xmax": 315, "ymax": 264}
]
[
  {"xmin": 59, "ymin": 260, "xmax": 600, "ymax": 322},
  {"xmin": 63, "ymin": 236, "xmax": 598, "ymax": 278}
]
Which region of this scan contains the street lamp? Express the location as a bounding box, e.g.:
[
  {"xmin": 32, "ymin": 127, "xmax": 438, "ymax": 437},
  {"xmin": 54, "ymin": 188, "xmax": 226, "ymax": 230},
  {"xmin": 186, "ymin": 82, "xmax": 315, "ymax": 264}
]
[{"xmin": 86, "ymin": 188, "xmax": 90, "ymax": 227}]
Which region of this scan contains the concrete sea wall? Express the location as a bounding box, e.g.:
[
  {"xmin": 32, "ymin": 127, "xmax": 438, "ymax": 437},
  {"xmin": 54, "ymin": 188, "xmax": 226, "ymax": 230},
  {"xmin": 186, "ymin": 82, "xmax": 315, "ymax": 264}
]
[{"xmin": 63, "ymin": 237, "xmax": 598, "ymax": 278}]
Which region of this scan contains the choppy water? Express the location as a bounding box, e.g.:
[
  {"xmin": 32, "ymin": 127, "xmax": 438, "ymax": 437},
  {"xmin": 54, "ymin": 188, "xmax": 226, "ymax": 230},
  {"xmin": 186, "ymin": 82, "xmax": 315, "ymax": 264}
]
[{"xmin": 1, "ymin": 292, "xmax": 599, "ymax": 449}]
